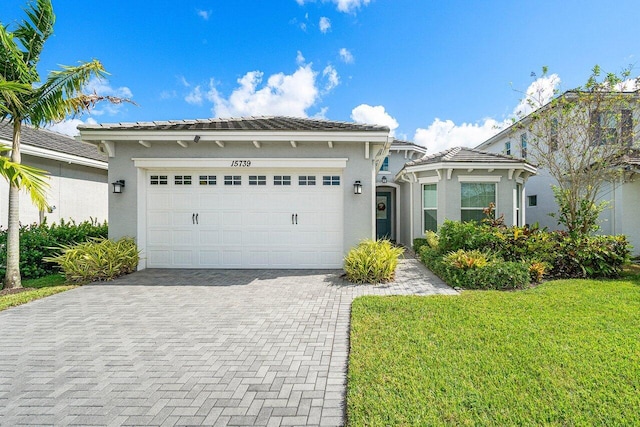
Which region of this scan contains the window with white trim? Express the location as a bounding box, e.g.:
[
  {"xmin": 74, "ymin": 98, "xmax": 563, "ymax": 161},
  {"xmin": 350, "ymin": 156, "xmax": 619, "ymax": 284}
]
[
  {"xmin": 224, "ymin": 175, "xmax": 241, "ymax": 186},
  {"xmin": 298, "ymin": 176, "xmax": 316, "ymax": 186},
  {"xmin": 423, "ymin": 184, "xmax": 437, "ymax": 232},
  {"xmin": 274, "ymin": 175, "xmax": 291, "ymax": 186},
  {"xmin": 199, "ymin": 175, "xmax": 216, "ymax": 185},
  {"xmin": 381, "ymin": 157, "xmax": 389, "ymax": 172},
  {"xmin": 150, "ymin": 175, "xmax": 168, "ymax": 185},
  {"xmin": 520, "ymin": 133, "xmax": 527, "ymax": 158},
  {"xmin": 528, "ymin": 195, "xmax": 537, "ymax": 207},
  {"xmin": 505, "ymin": 141, "xmax": 511, "ymax": 156},
  {"xmin": 174, "ymin": 175, "xmax": 192, "ymax": 185},
  {"xmin": 249, "ymin": 175, "xmax": 266, "ymax": 186},
  {"xmin": 461, "ymin": 182, "xmax": 495, "ymax": 222},
  {"xmin": 516, "ymin": 183, "xmax": 523, "ymax": 226},
  {"xmin": 323, "ymin": 176, "xmax": 340, "ymax": 186}
]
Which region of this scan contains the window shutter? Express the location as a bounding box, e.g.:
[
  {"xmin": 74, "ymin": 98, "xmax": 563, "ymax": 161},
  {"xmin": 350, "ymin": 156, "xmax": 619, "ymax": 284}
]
[{"xmin": 621, "ymin": 109, "xmax": 633, "ymax": 146}]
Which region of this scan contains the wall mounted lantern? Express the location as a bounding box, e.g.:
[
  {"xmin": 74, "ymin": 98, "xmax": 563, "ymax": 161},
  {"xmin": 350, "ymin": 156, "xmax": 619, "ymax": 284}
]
[
  {"xmin": 354, "ymin": 180, "xmax": 363, "ymax": 195},
  {"xmin": 381, "ymin": 176, "xmax": 388, "ymax": 184},
  {"xmin": 112, "ymin": 180, "xmax": 125, "ymax": 194},
  {"xmin": 193, "ymin": 135, "xmax": 201, "ymax": 143}
]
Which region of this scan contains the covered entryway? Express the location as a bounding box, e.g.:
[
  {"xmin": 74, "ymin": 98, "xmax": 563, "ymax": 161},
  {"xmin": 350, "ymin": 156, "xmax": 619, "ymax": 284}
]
[
  {"xmin": 144, "ymin": 168, "xmax": 344, "ymax": 268},
  {"xmin": 376, "ymin": 186, "xmax": 397, "ymax": 241}
]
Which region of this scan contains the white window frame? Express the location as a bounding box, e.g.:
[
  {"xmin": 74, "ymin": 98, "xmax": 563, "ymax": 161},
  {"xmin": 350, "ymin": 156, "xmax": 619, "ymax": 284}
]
[
  {"xmin": 422, "ymin": 183, "xmax": 437, "ymax": 232},
  {"xmin": 460, "ymin": 182, "xmax": 496, "ymax": 222}
]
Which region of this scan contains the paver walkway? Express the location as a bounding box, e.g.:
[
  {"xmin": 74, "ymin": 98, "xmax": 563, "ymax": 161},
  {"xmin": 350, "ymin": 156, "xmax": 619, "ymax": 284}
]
[{"xmin": 0, "ymin": 255, "xmax": 455, "ymax": 426}]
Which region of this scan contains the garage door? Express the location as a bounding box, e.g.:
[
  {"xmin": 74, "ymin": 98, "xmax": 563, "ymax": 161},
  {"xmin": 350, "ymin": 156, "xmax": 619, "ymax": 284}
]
[{"xmin": 145, "ymin": 170, "xmax": 344, "ymax": 268}]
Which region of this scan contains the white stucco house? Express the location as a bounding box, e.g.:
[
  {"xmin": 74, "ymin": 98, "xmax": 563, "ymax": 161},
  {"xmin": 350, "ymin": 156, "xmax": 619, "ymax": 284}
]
[
  {"xmin": 78, "ymin": 116, "xmax": 538, "ymax": 270},
  {"xmin": 0, "ymin": 123, "xmax": 108, "ymax": 227},
  {"xmin": 475, "ymin": 90, "xmax": 640, "ymax": 253}
]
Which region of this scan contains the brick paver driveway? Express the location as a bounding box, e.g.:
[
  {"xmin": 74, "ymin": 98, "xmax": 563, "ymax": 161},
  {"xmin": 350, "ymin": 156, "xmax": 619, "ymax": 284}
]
[{"xmin": 0, "ymin": 257, "xmax": 455, "ymax": 426}]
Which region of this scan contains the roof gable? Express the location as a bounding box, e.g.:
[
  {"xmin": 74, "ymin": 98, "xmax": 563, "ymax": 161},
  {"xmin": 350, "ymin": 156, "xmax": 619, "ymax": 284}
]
[{"xmin": 406, "ymin": 146, "xmax": 529, "ymax": 166}]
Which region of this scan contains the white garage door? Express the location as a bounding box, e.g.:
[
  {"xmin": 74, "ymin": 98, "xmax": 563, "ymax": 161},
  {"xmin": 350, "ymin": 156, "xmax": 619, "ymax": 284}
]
[{"xmin": 145, "ymin": 170, "xmax": 344, "ymax": 268}]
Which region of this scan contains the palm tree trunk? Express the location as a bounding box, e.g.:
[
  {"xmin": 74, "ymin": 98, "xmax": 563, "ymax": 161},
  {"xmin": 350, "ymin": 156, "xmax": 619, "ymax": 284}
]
[{"xmin": 4, "ymin": 120, "xmax": 22, "ymax": 289}]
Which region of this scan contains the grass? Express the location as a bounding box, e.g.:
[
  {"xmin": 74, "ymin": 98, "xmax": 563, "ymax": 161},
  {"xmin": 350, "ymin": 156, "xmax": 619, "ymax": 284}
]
[
  {"xmin": 347, "ymin": 277, "xmax": 640, "ymax": 426},
  {"xmin": 0, "ymin": 274, "xmax": 76, "ymax": 312}
]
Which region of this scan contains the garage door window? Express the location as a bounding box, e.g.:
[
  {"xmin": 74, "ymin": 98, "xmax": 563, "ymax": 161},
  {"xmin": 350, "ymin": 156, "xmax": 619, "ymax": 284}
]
[
  {"xmin": 175, "ymin": 175, "xmax": 192, "ymax": 185},
  {"xmin": 274, "ymin": 175, "xmax": 291, "ymax": 185},
  {"xmin": 249, "ymin": 175, "xmax": 267, "ymax": 185},
  {"xmin": 299, "ymin": 176, "xmax": 316, "ymax": 186},
  {"xmin": 224, "ymin": 175, "xmax": 241, "ymax": 186},
  {"xmin": 323, "ymin": 176, "xmax": 340, "ymax": 186},
  {"xmin": 150, "ymin": 175, "xmax": 168, "ymax": 185},
  {"xmin": 199, "ymin": 175, "xmax": 216, "ymax": 185}
]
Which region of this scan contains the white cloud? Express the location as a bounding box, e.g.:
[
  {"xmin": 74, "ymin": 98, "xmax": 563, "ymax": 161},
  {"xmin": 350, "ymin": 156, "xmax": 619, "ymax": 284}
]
[
  {"xmin": 296, "ymin": 0, "xmax": 371, "ymax": 13},
  {"xmin": 178, "ymin": 76, "xmax": 191, "ymax": 87},
  {"xmin": 513, "ymin": 73, "xmax": 560, "ymax": 118},
  {"xmin": 197, "ymin": 9, "xmax": 212, "ymax": 20},
  {"xmin": 296, "ymin": 50, "xmax": 306, "ymax": 65},
  {"xmin": 322, "ymin": 65, "xmax": 339, "ymax": 92},
  {"xmin": 335, "ymin": 0, "xmax": 371, "ymax": 12},
  {"xmin": 46, "ymin": 117, "xmax": 97, "ymax": 137},
  {"xmin": 413, "ymin": 118, "xmax": 504, "ymax": 154},
  {"xmin": 351, "ymin": 104, "xmax": 398, "ymax": 136},
  {"xmin": 207, "ymin": 65, "xmax": 321, "ymax": 118},
  {"xmin": 339, "ymin": 48, "xmax": 354, "ymax": 64},
  {"xmin": 319, "ymin": 17, "xmax": 331, "ymax": 33},
  {"xmin": 160, "ymin": 90, "xmax": 177, "ymax": 100},
  {"xmin": 412, "ymin": 75, "xmax": 562, "ymax": 153},
  {"xmin": 185, "ymin": 85, "xmax": 203, "ymax": 105}
]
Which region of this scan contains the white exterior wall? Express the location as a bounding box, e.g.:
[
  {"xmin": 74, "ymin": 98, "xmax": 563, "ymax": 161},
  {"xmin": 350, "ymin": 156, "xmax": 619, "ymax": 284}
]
[
  {"xmin": 100, "ymin": 137, "xmax": 388, "ymax": 268},
  {"xmin": 0, "ymin": 154, "xmax": 108, "ymax": 228}
]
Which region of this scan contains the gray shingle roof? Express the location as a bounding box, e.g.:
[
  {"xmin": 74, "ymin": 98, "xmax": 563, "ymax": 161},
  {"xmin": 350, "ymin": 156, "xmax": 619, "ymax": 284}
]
[
  {"xmin": 392, "ymin": 139, "xmax": 427, "ymax": 151},
  {"xmin": 406, "ymin": 146, "xmax": 529, "ymax": 166},
  {"xmin": 0, "ymin": 122, "xmax": 107, "ymax": 162},
  {"xmin": 78, "ymin": 116, "xmax": 390, "ymax": 132}
]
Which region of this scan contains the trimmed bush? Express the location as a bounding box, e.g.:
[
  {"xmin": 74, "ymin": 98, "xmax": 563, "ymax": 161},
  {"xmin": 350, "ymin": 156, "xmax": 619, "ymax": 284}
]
[
  {"xmin": 0, "ymin": 219, "xmax": 108, "ymax": 280},
  {"xmin": 45, "ymin": 237, "xmax": 139, "ymax": 283},
  {"xmin": 344, "ymin": 239, "xmax": 404, "ymax": 284}
]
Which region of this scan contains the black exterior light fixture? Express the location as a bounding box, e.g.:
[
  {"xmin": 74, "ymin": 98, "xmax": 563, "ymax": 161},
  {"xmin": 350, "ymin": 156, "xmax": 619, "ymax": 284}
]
[
  {"xmin": 354, "ymin": 180, "xmax": 363, "ymax": 194},
  {"xmin": 112, "ymin": 180, "xmax": 125, "ymax": 194},
  {"xmin": 381, "ymin": 176, "xmax": 387, "ymax": 184},
  {"xmin": 193, "ymin": 135, "xmax": 201, "ymax": 143}
]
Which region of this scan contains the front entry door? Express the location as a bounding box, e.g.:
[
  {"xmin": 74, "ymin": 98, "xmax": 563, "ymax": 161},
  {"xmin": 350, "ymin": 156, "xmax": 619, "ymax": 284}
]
[{"xmin": 376, "ymin": 191, "xmax": 392, "ymax": 240}]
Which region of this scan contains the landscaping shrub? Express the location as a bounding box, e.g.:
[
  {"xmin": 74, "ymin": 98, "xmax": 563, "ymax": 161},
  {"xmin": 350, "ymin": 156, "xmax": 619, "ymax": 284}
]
[
  {"xmin": 413, "ymin": 238, "xmax": 428, "ymax": 254},
  {"xmin": 437, "ymin": 220, "xmax": 499, "ymax": 254},
  {"xmin": 45, "ymin": 237, "xmax": 139, "ymax": 283},
  {"xmin": 0, "ymin": 219, "xmax": 108, "ymax": 280},
  {"xmin": 344, "ymin": 239, "xmax": 404, "ymax": 284},
  {"xmin": 418, "ymin": 219, "xmax": 631, "ymax": 289}
]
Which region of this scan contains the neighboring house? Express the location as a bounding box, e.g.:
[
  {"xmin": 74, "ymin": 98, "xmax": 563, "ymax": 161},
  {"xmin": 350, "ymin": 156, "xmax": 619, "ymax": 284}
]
[
  {"xmin": 0, "ymin": 123, "xmax": 108, "ymax": 228},
  {"xmin": 393, "ymin": 147, "xmax": 536, "ymax": 247},
  {"xmin": 475, "ymin": 91, "xmax": 640, "ymax": 253},
  {"xmin": 78, "ymin": 117, "xmax": 392, "ymax": 270},
  {"xmin": 376, "ymin": 140, "xmax": 427, "ymax": 240}
]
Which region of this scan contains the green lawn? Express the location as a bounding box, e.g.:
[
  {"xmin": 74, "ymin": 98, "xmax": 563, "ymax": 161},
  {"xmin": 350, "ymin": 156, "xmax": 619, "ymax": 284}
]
[
  {"xmin": 0, "ymin": 274, "xmax": 76, "ymax": 311},
  {"xmin": 348, "ymin": 278, "xmax": 640, "ymax": 426}
]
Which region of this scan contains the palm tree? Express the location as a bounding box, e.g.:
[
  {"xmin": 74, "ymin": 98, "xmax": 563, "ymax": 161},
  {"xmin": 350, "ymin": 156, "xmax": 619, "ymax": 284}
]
[{"xmin": 1, "ymin": 0, "xmax": 130, "ymax": 289}]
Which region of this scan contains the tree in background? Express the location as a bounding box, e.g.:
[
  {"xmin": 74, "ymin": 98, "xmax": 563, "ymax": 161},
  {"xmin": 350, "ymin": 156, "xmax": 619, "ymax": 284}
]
[
  {"xmin": 516, "ymin": 66, "xmax": 638, "ymax": 235},
  {"xmin": 1, "ymin": 0, "xmax": 131, "ymax": 289}
]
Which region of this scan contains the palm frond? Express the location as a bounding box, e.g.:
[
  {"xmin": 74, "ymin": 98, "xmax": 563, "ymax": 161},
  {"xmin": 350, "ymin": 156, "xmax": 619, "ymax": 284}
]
[
  {"xmin": 12, "ymin": 0, "xmax": 54, "ymax": 70},
  {"xmin": 0, "ymin": 25, "xmax": 34, "ymax": 83},
  {"xmin": 29, "ymin": 60, "xmax": 109, "ymax": 125},
  {"xmin": 0, "ymin": 79, "xmax": 31, "ymax": 116},
  {"xmin": 0, "ymin": 144, "xmax": 50, "ymax": 211}
]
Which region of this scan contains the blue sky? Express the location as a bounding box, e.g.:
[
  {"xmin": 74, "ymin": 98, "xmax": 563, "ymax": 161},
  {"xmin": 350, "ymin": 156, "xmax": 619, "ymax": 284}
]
[{"xmin": 2, "ymin": 0, "xmax": 639, "ymax": 152}]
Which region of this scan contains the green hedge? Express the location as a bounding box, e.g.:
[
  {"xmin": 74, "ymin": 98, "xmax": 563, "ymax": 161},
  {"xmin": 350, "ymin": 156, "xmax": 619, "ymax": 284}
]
[{"xmin": 0, "ymin": 219, "xmax": 108, "ymax": 280}]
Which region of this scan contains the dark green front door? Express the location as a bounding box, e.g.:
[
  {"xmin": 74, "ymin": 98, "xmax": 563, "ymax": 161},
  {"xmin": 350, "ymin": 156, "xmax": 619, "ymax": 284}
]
[{"xmin": 376, "ymin": 191, "xmax": 392, "ymax": 240}]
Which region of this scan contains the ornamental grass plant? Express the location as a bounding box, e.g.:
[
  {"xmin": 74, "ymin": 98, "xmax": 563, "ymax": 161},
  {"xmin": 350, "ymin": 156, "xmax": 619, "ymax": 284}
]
[{"xmin": 344, "ymin": 239, "xmax": 404, "ymax": 284}]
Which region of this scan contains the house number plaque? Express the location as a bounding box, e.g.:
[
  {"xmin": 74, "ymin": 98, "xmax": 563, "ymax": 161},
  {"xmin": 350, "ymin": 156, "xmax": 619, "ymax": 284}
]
[{"xmin": 230, "ymin": 160, "xmax": 252, "ymax": 167}]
